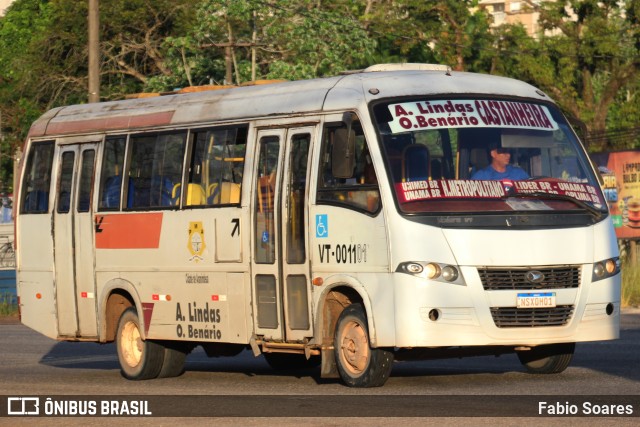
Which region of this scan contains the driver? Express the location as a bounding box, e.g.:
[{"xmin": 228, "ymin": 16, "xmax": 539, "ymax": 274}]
[{"xmin": 472, "ymin": 142, "xmax": 529, "ymax": 180}]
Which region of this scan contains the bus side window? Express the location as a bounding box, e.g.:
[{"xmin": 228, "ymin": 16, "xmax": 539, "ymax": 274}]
[
  {"xmin": 56, "ymin": 151, "xmax": 75, "ymax": 214},
  {"xmin": 98, "ymin": 136, "xmax": 127, "ymax": 210},
  {"xmin": 21, "ymin": 141, "xmax": 55, "ymax": 214},
  {"xmin": 317, "ymin": 117, "xmax": 380, "ymax": 214},
  {"xmin": 187, "ymin": 126, "xmax": 247, "ymax": 207},
  {"xmin": 76, "ymin": 150, "xmax": 96, "ymax": 212},
  {"xmin": 127, "ymin": 132, "xmax": 186, "ymax": 209},
  {"xmin": 287, "ymin": 133, "xmax": 311, "ymax": 264},
  {"xmin": 255, "ymin": 136, "xmax": 280, "ymax": 264}
]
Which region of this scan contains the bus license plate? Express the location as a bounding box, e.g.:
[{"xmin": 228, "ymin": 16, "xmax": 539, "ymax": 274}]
[{"xmin": 516, "ymin": 292, "xmax": 556, "ymax": 308}]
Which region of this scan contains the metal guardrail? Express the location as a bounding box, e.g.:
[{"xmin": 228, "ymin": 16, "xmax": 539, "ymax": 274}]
[
  {"xmin": 0, "ymin": 222, "xmax": 16, "ymax": 304},
  {"xmin": 0, "ymin": 239, "xmax": 14, "ymax": 268},
  {"xmin": 0, "ymin": 223, "xmax": 14, "ymax": 269}
]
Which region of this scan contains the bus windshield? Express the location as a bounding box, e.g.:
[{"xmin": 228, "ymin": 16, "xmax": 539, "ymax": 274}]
[{"xmin": 372, "ymin": 98, "xmax": 606, "ymax": 216}]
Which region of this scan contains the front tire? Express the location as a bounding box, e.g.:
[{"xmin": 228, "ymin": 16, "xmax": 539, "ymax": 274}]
[
  {"xmin": 116, "ymin": 307, "xmax": 164, "ymax": 380},
  {"xmin": 517, "ymin": 343, "xmax": 575, "ymax": 374},
  {"xmin": 334, "ymin": 304, "xmax": 394, "ymax": 387}
]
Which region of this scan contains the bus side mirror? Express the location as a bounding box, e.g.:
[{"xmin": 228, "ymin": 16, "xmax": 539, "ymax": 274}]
[{"xmin": 332, "ymin": 128, "xmax": 356, "ymax": 179}]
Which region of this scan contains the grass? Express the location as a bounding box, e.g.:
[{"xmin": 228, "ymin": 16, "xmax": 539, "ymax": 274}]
[
  {"xmin": 621, "ymin": 258, "xmax": 640, "ymax": 308},
  {"xmin": 0, "ymin": 291, "xmax": 18, "ymax": 318}
]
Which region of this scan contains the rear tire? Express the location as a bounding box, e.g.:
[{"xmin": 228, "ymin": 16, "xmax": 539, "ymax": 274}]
[
  {"xmin": 116, "ymin": 307, "xmax": 164, "ymax": 380},
  {"xmin": 334, "ymin": 304, "xmax": 394, "ymax": 387},
  {"xmin": 517, "ymin": 343, "xmax": 575, "ymax": 374},
  {"xmin": 157, "ymin": 342, "xmax": 188, "ymax": 378}
]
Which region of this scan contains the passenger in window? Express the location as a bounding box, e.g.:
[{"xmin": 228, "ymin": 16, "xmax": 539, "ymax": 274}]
[
  {"xmin": 357, "ymin": 145, "xmax": 376, "ymax": 185},
  {"xmin": 363, "ymin": 158, "xmax": 377, "ymax": 184},
  {"xmin": 472, "ymin": 142, "xmax": 529, "ymax": 181}
]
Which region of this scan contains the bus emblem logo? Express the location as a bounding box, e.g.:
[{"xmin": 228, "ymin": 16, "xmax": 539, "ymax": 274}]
[
  {"xmin": 188, "ymin": 221, "xmax": 206, "ymax": 262},
  {"xmin": 525, "ymin": 270, "xmax": 545, "ymax": 284}
]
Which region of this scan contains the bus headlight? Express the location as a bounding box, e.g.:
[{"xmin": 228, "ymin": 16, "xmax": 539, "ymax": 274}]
[
  {"xmin": 592, "ymin": 257, "xmax": 620, "ymax": 282},
  {"xmin": 441, "ymin": 265, "xmax": 459, "ymax": 282},
  {"xmin": 425, "ymin": 263, "xmax": 440, "ymax": 279},
  {"xmin": 405, "ymin": 262, "xmax": 424, "ymax": 274},
  {"xmin": 397, "ymin": 261, "xmax": 465, "ymax": 285}
]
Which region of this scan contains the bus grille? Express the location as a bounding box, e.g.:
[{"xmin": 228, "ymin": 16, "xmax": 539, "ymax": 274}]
[
  {"xmin": 490, "ymin": 306, "xmax": 574, "ymax": 328},
  {"xmin": 478, "ymin": 266, "xmax": 580, "ymax": 291}
]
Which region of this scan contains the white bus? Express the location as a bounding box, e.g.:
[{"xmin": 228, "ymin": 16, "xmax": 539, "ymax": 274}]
[{"xmin": 16, "ymin": 64, "xmax": 620, "ymax": 387}]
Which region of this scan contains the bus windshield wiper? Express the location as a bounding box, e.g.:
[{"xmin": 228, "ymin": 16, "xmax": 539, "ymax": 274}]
[{"xmin": 507, "ymin": 191, "xmax": 604, "ymax": 220}]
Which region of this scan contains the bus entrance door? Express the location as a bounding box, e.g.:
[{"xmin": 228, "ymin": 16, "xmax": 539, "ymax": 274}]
[
  {"xmin": 252, "ymin": 127, "xmax": 314, "ymax": 342},
  {"xmin": 53, "ymin": 142, "xmax": 99, "ymax": 338}
]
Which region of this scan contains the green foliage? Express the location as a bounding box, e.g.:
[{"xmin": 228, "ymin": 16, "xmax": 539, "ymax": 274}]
[
  {"xmin": 184, "ymin": 0, "xmax": 376, "ymax": 85},
  {"xmin": 502, "ymin": 0, "xmax": 640, "ymax": 151},
  {"xmin": 0, "ymin": 0, "xmax": 89, "ymax": 136},
  {"xmin": 606, "ymin": 85, "xmax": 640, "ymax": 150},
  {"xmin": 144, "ymin": 35, "xmax": 218, "ymax": 92},
  {"xmin": 100, "ymin": 0, "xmax": 195, "ymax": 92},
  {"xmin": 0, "ymin": 1, "xmax": 55, "ymax": 189},
  {"xmin": 0, "ymin": 0, "xmax": 50, "ymax": 80},
  {"xmin": 621, "ymin": 258, "xmax": 640, "ymax": 307},
  {"xmin": 361, "ymin": 0, "xmax": 491, "ymax": 71},
  {"xmin": 264, "ymin": 4, "xmax": 375, "ymax": 79},
  {"xmin": 618, "ymin": 240, "xmax": 640, "ymax": 307},
  {"xmin": 0, "ymin": 292, "xmax": 17, "ymax": 317}
]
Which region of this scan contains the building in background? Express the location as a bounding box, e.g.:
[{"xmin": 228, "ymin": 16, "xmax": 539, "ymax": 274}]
[
  {"xmin": 0, "ymin": 0, "xmax": 15, "ymax": 17},
  {"xmin": 478, "ymin": 1, "xmax": 576, "ymax": 38},
  {"xmin": 478, "ymin": 0, "xmax": 542, "ymax": 37}
]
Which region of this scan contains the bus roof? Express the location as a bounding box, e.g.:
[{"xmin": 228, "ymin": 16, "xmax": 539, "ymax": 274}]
[{"xmin": 28, "ymin": 64, "xmax": 551, "ymax": 138}]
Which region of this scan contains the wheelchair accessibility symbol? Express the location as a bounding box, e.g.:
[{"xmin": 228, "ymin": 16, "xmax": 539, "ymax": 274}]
[{"xmin": 316, "ymin": 214, "xmax": 328, "ymax": 238}]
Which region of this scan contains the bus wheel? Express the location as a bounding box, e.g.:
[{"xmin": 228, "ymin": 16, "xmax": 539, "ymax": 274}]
[
  {"xmin": 334, "ymin": 304, "xmax": 393, "ymax": 387},
  {"xmin": 116, "ymin": 307, "xmax": 164, "ymax": 380},
  {"xmin": 157, "ymin": 343, "xmax": 188, "ymax": 378},
  {"xmin": 517, "ymin": 343, "xmax": 575, "ymax": 374},
  {"xmin": 263, "ymin": 353, "xmax": 321, "ymax": 370}
]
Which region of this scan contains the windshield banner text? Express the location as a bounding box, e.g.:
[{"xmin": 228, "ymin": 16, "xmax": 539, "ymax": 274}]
[
  {"xmin": 388, "ymin": 100, "xmax": 559, "ymax": 133},
  {"xmin": 396, "ymin": 179, "xmax": 602, "ymax": 205}
]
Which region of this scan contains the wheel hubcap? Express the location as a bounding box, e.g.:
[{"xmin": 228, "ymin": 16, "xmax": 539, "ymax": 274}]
[
  {"xmin": 121, "ymin": 320, "xmax": 142, "ymax": 367},
  {"xmin": 340, "ymin": 319, "xmax": 369, "ymax": 375}
]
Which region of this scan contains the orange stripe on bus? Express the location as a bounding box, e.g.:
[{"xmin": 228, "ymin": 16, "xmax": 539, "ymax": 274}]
[
  {"xmin": 43, "ymin": 111, "xmax": 175, "ymax": 136},
  {"xmin": 95, "ymin": 213, "xmax": 163, "ymax": 249}
]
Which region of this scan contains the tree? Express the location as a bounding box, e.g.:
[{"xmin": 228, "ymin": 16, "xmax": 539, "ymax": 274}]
[
  {"xmin": 100, "ymin": 0, "xmax": 195, "ymax": 94},
  {"xmin": 605, "ymin": 80, "xmax": 640, "ymax": 150},
  {"xmin": 0, "ymin": 0, "xmax": 194, "ymax": 128},
  {"xmin": 510, "ymin": 0, "xmax": 640, "ymax": 151},
  {"xmin": 363, "ymin": 0, "xmax": 494, "ymax": 71},
  {"xmin": 0, "ymin": 0, "xmax": 55, "ymax": 191},
  {"xmin": 183, "ymin": 0, "xmax": 376, "ymax": 85},
  {"xmin": 0, "ymin": 0, "xmax": 197, "ymax": 190}
]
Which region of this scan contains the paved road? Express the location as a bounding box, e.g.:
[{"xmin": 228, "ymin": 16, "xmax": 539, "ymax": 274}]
[{"xmin": 0, "ymin": 310, "xmax": 638, "ymax": 425}]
